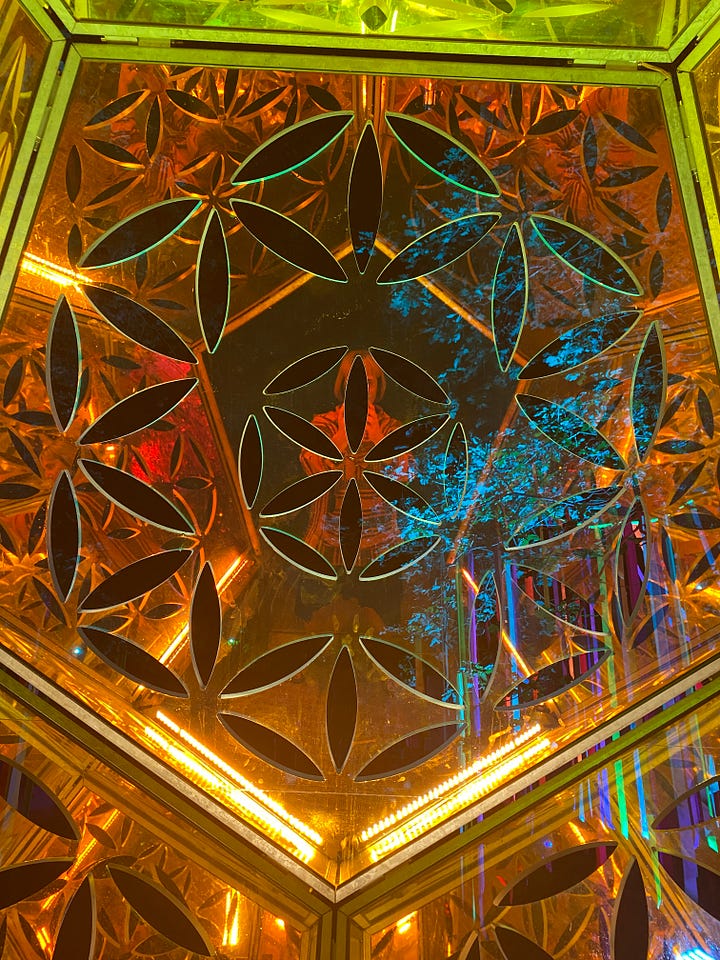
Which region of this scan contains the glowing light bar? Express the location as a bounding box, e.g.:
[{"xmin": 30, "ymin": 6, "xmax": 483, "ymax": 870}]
[
  {"xmin": 21, "ymin": 253, "xmax": 90, "ymax": 289},
  {"xmin": 396, "ymin": 913, "xmax": 416, "ymax": 934},
  {"xmin": 155, "ymin": 711, "xmax": 322, "ymax": 846},
  {"xmin": 361, "ymin": 724, "xmax": 542, "ymax": 843},
  {"xmin": 677, "ymin": 950, "xmax": 714, "ymax": 960},
  {"xmin": 144, "ymin": 723, "xmax": 316, "ymax": 862},
  {"xmin": 368, "ymin": 732, "xmax": 552, "ymax": 862},
  {"xmin": 159, "ymin": 556, "xmax": 248, "ymax": 665}
]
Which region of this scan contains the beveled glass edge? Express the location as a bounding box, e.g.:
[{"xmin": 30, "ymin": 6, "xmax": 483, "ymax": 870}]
[
  {"xmin": 0, "ymin": 45, "xmax": 79, "ymax": 323},
  {"xmin": 0, "ymin": 642, "xmax": 337, "ymax": 907},
  {"xmin": 336, "ymin": 654, "xmax": 720, "ymax": 907}
]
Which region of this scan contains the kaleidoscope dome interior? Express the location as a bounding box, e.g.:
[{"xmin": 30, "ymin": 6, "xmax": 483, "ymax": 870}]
[{"xmin": 2, "ymin": 0, "xmax": 720, "ymax": 956}]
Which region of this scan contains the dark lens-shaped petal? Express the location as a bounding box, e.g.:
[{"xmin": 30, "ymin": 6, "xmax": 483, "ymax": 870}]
[{"xmin": 219, "ymin": 714, "xmax": 324, "ymax": 780}]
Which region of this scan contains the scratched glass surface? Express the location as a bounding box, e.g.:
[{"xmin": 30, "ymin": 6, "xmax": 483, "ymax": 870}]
[
  {"xmin": 370, "ymin": 693, "xmax": 720, "ymax": 960},
  {"xmin": 58, "ymin": 0, "xmax": 707, "ymax": 49},
  {"xmin": 0, "ymin": 0, "xmax": 50, "ymax": 206},
  {"xmin": 0, "ymin": 62, "xmax": 718, "ymax": 882},
  {"xmin": 0, "ymin": 701, "xmax": 301, "ymax": 959}
]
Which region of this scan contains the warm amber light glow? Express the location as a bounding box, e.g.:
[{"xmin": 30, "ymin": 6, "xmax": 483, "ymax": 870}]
[
  {"xmin": 222, "ymin": 891, "xmax": 241, "ymax": 947},
  {"xmin": 21, "ymin": 253, "xmax": 90, "ymax": 289},
  {"xmin": 367, "ymin": 729, "xmax": 552, "ymax": 861},
  {"xmin": 396, "ymin": 913, "xmax": 416, "ymax": 934},
  {"xmin": 275, "ymin": 917, "xmax": 286, "ymax": 930}
]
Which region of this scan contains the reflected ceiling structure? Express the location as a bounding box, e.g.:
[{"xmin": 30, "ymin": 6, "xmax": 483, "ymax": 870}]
[{"xmin": 2, "ymin": 0, "xmax": 720, "ymax": 956}]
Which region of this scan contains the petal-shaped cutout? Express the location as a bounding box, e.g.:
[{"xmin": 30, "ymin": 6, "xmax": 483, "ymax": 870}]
[
  {"xmin": 85, "ymin": 90, "xmax": 147, "ymax": 127},
  {"xmin": 516, "ymin": 394, "xmax": 625, "ymax": 470},
  {"xmin": 260, "ymin": 471, "xmax": 342, "ymax": 517},
  {"xmin": 190, "ymin": 562, "xmax": 221, "ymax": 689},
  {"xmin": 492, "ymin": 223, "xmax": 528, "ymax": 371},
  {"xmin": 83, "ymin": 286, "xmax": 196, "ymax": 364},
  {"xmin": 79, "ymin": 549, "xmax": 192, "ymax": 611},
  {"xmin": 614, "ymin": 497, "xmax": 651, "ymax": 629},
  {"xmin": 260, "ymin": 526, "xmax": 337, "ymax": 580},
  {"xmin": 366, "ymin": 413, "xmax": 449, "ymax": 461},
  {"xmin": 46, "ymin": 295, "xmax": 81, "ymax": 433},
  {"xmin": 231, "ymin": 200, "xmax": 347, "ymax": 282},
  {"xmin": 79, "ymin": 459, "xmax": 193, "ymax": 534},
  {"xmin": 344, "ymin": 355, "xmax": 368, "ymax": 454},
  {"xmin": 364, "ymin": 471, "xmax": 438, "ymax": 524},
  {"xmin": 612, "ymin": 859, "xmax": 648, "ymax": 960},
  {"xmin": 78, "ymin": 626, "xmax": 188, "ymax": 696},
  {"xmin": 80, "ymin": 379, "xmax": 197, "ymax": 444},
  {"xmin": 0, "ymin": 756, "xmax": 78, "ymax": 840},
  {"xmin": 79, "ymin": 198, "xmax": 202, "ymax": 269},
  {"xmin": 514, "ymin": 565, "xmax": 605, "ymax": 634},
  {"xmin": 0, "ymin": 481, "xmax": 38, "ymax": 499},
  {"xmin": 496, "ymin": 842, "xmax": 617, "ymax": 905},
  {"xmin": 377, "ymin": 214, "xmax": 499, "ymax": 284},
  {"xmin": 0, "ymin": 858, "xmax": 73, "ymax": 909},
  {"xmin": 165, "ymin": 88, "xmax": 217, "ymax": 121},
  {"xmin": 360, "ymin": 536, "xmax": 441, "ymax": 581},
  {"xmin": 657, "ymin": 853, "xmax": 720, "ymax": 924},
  {"xmin": 66, "ymin": 145, "xmax": 81, "ymax": 202},
  {"xmin": 339, "ymin": 479, "xmax": 362, "ymax": 573},
  {"xmin": 145, "ymin": 96, "xmax": 162, "ymax": 158},
  {"xmin": 530, "ymin": 214, "xmax": 643, "ymax": 296},
  {"xmin": 53, "ymin": 876, "xmax": 96, "ymax": 960},
  {"xmin": 520, "ymin": 310, "xmax": 643, "ymax": 380},
  {"xmin": 631, "ymin": 322, "xmax": 666, "ymax": 462},
  {"xmin": 528, "ymin": 108, "xmax": 581, "ymax": 135},
  {"xmin": 349, "ymin": 122, "xmax": 383, "ymax": 273},
  {"xmin": 84, "ymin": 139, "xmax": 143, "ymax": 168},
  {"xmin": 327, "ymin": 647, "xmax": 357, "ymax": 772},
  {"xmin": 449, "ymin": 930, "xmax": 481, "ymax": 960},
  {"xmin": 48, "ymin": 471, "xmax": 80, "ymax": 601},
  {"xmin": 234, "ymin": 112, "xmax": 352, "ymax": 183},
  {"xmin": 653, "ymin": 775, "xmax": 720, "ymax": 831},
  {"xmin": 495, "ymin": 925, "xmax": 554, "ymax": 960},
  {"xmin": 238, "ymin": 414, "xmax": 263, "ymax": 509},
  {"xmin": 369, "ymin": 347, "xmax": 448, "ymax": 404},
  {"xmin": 495, "ymin": 641, "xmax": 610, "ymax": 710},
  {"xmin": 444, "ymin": 422, "xmax": 469, "ymax": 512},
  {"xmin": 355, "ymin": 723, "xmax": 463, "ymax": 781},
  {"xmin": 385, "ymin": 112, "xmax": 499, "ymax": 196},
  {"xmin": 508, "ymin": 485, "xmax": 625, "ymax": 549},
  {"xmin": 361, "ymin": 637, "xmax": 460, "ymax": 706},
  {"xmin": 222, "ymin": 635, "xmax": 332, "ymax": 696},
  {"xmin": 108, "ymin": 865, "xmax": 212, "ymax": 956},
  {"xmin": 264, "ymin": 346, "xmax": 347, "ymax": 394},
  {"xmin": 264, "ymin": 406, "xmax": 342, "ymax": 461},
  {"xmin": 196, "ymin": 209, "xmax": 229, "ymax": 354},
  {"xmin": 219, "ymin": 714, "xmax": 324, "ymax": 780}
]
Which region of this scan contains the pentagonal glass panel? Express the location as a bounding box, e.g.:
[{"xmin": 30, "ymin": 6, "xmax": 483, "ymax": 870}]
[{"xmin": 0, "ymin": 57, "xmax": 718, "ymax": 887}]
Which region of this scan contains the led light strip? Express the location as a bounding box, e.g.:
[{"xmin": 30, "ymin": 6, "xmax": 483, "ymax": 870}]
[
  {"xmin": 155, "ymin": 711, "xmax": 322, "ymax": 846},
  {"xmin": 361, "ymin": 724, "xmax": 542, "ymax": 843},
  {"xmin": 21, "ymin": 253, "xmax": 91, "ymax": 289},
  {"xmin": 368, "ymin": 735, "xmax": 552, "ymax": 861},
  {"xmin": 144, "ymin": 724, "xmax": 316, "ymax": 862}
]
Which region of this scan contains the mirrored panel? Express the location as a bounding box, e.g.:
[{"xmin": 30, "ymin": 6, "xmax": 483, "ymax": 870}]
[
  {"xmin": 0, "ymin": 692, "xmax": 305, "ymax": 959},
  {"xmin": 0, "ymin": 61, "xmax": 717, "ymax": 883},
  {"xmin": 368, "ymin": 690, "xmax": 720, "ymax": 960}
]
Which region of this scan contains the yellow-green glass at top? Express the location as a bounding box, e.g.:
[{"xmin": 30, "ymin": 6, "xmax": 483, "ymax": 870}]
[
  {"xmin": 64, "ymin": 0, "xmax": 708, "ymax": 50},
  {"xmin": 0, "ymin": 0, "xmax": 50, "ymax": 205}
]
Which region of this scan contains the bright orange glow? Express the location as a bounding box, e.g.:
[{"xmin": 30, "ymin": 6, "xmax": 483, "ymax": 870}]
[
  {"xmin": 222, "ymin": 891, "xmax": 241, "ymax": 947},
  {"xmin": 462, "ymin": 568, "xmax": 479, "ymax": 593},
  {"xmin": 36, "ymin": 927, "xmax": 51, "ymax": 951},
  {"xmin": 275, "ymin": 917, "xmax": 286, "ymax": 930},
  {"xmin": 21, "ymin": 253, "xmax": 90, "ymax": 289},
  {"xmin": 396, "ymin": 913, "xmax": 416, "ymax": 934},
  {"xmin": 500, "ymin": 628, "xmax": 532, "ymax": 677}
]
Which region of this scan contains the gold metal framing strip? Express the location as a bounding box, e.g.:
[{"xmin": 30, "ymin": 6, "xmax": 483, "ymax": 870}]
[
  {"xmin": 0, "ymin": 642, "xmax": 336, "ymax": 906},
  {"xmin": 0, "ymin": 44, "xmax": 80, "ymax": 319}
]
